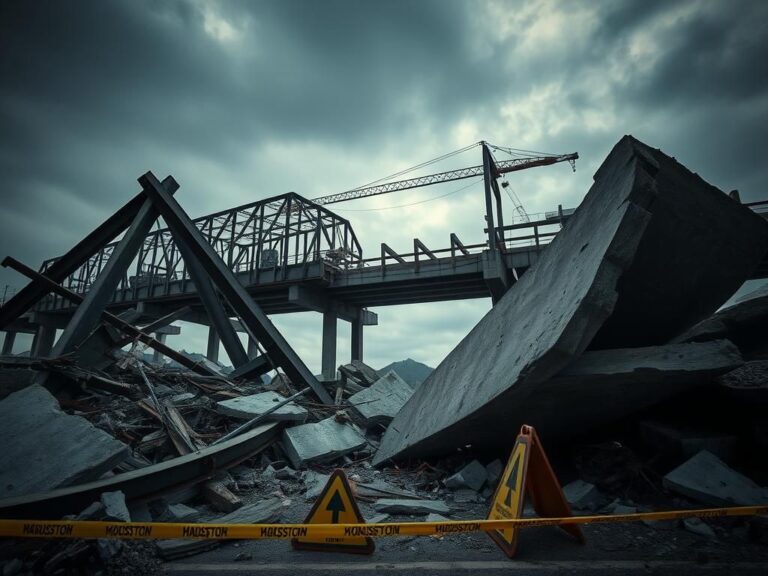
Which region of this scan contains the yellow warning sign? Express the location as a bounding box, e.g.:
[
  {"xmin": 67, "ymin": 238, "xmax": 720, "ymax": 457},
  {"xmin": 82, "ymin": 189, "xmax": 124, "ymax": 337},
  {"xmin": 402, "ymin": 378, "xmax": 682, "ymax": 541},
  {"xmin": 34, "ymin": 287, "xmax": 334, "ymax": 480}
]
[
  {"xmin": 292, "ymin": 469, "xmax": 374, "ymax": 554},
  {"xmin": 487, "ymin": 434, "xmax": 529, "ymax": 556}
]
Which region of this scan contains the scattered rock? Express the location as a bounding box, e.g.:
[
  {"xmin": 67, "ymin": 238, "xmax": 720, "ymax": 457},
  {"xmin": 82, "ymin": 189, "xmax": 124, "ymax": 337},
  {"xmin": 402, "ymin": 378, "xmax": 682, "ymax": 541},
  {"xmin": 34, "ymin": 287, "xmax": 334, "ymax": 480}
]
[
  {"xmin": 162, "ymin": 503, "xmax": 200, "ymax": 523},
  {"xmin": 683, "ymin": 517, "xmax": 716, "ymax": 539},
  {"xmin": 663, "ymin": 450, "xmax": 768, "ymax": 506},
  {"xmin": 282, "ymin": 416, "xmax": 367, "ymax": 468},
  {"xmin": 349, "ymin": 371, "xmax": 415, "ymax": 426},
  {"xmin": 2, "ymin": 559, "xmax": 22, "ymax": 576},
  {"xmin": 444, "ymin": 460, "xmax": 487, "ymax": 491},
  {"xmin": 216, "ymin": 391, "xmax": 308, "ymax": 422},
  {"xmin": 374, "ymin": 499, "xmax": 450, "ymax": 516},
  {"xmin": 171, "ymin": 392, "xmax": 196, "ymax": 405},
  {"xmin": 425, "ymin": 513, "xmax": 449, "ymax": 522},
  {"xmin": 303, "ymin": 471, "xmax": 330, "ymax": 500},
  {"xmin": 100, "ymin": 491, "xmax": 130, "ymax": 522},
  {"xmin": 366, "ymin": 513, "xmax": 391, "ymax": 524},
  {"xmin": 485, "ymin": 459, "xmax": 503, "ymax": 486},
  {"xmin": 563, "ymin": 479, "xmax": 604, "ymax": 511}
]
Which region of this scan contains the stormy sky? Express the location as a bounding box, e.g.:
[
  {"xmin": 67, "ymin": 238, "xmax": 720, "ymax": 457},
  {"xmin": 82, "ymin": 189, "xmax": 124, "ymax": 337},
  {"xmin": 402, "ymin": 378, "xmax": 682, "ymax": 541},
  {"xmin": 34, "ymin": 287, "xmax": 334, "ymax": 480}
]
[{"xmin": 1, "ymin": 0, "xmax": 767, "ymax": 370}]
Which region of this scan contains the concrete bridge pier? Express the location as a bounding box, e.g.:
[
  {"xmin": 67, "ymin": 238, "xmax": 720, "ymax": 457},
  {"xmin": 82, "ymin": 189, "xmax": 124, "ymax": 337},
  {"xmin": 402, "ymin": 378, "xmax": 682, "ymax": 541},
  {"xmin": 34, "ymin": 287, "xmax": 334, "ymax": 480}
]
[
  {"xmin": 1, "ymin": 331, "xmax": 16, "ymax": 355},
  {"xmin": 321, "ymin": 311, "xmax": 337, "ymax": 380},
  {"xmin": 31, "ymin": 324, "xmax": 56, "ymax": 358},
  {"xmin": 351, "ymin": 318, "xmax": 363, "ymax": 362}
]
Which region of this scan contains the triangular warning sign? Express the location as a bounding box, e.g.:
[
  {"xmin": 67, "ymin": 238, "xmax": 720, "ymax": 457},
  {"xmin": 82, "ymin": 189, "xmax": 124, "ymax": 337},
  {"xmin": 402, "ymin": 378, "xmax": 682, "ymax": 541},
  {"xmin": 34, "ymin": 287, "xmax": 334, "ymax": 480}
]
[
  {"xmin": 487, "ymin": 425, "xmax": 585, "ymax": 558},
  {"xmin": 292, "ymin": 469, "xmax": 374, "ymax": 554}
]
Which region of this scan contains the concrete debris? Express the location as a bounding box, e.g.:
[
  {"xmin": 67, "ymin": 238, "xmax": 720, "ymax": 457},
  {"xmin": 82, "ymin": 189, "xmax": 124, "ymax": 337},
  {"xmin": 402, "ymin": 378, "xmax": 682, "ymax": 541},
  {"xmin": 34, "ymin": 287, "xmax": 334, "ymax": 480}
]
[
  {"xmin": 485, "ymin": 459, "xmax": 503, "ymax": 486},
  {"xmin": 356, "ymin": 479, "xmax": 420, "ymax": 500},
  {"xmin": 351, "ymin": 360, "xmax": 381, "ymax": 385},
  {"xmin": 451, "ymin": 488, "xmax": 481, "ymax": 504},
  {"xmin": 171, "ymin": 392, "xmax": 196, "ymax": 404},
  {"xmin": 663, "ymin": 450, "xmax": 768, "ymax": 506},
  {"xmin": 349, "ymin": 370, "xmax": 415, "ymax": 426},
  {"xmin": 717, "ymin": 361, "xmax": 768, "ymax": 404},
  {"xmin": 100, "ymin": 490, "xmax": 130, "ymax": 522},
  {"xmin": 674, "ymin": 283, "xmax": 768, "ymax": 355},
  {"xmin": 302, "ymin": 471, "xmax": 330, "ymax": 500},
  {"xmin": 373, "ymin": 498, "xmax": 451, "ymax": 516},
  {"xmin": 282, "ymin": 416, "xmax": 367, "ymax": 468},
  {"xmin": 366, "ymin": 513, "xmax": 391, "ymax": 524},
  {"xmin": 1, "ymin": 559, "xmax": 22, "ymax": 576},
  {"xmin": 682, "ymin": 517, "xmax": 716, "ymax": 539},
  {"xmin": 162, "ymin": 503, "xmax": 201, "ymax": 523},
  {"xmin": 444, "ymin": 460, "xmax": 487, "ymax": 491},
  {"xmin": 374, "ymin": 136, "xmax": 768, "ymax": 464},
  {"xmin": 216, "ymin": 391, "xmax": 309, "ymax": 422},
  {"xmin": 563, "ymin": 479, "xmax": 604, "ymax": 511},
  {"xmin": 0, "ymin": 385, "xmax": 129, "ymax": 499},
  {"xmin": 425, "ymin": 513, "xmax": 449, "ymax": 523},
  {"xmin": 156, "ymin": 498, "xmax": 283, "ymax": 559}
]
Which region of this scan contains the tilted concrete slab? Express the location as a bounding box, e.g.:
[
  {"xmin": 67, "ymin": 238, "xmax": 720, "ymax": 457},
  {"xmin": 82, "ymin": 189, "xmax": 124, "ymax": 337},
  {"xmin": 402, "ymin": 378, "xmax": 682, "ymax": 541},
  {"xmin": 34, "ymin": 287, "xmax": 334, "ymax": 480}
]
[
  {"xmin": 349, "ymin": 370, "xmax": 415, "ymax": 426},
  {"xmin": 282, "ymin": 416, "xmax": 367, "ymax": 468},
  {"xmin": 374, "ymin": 136, "xmax": 766, "ymax": 464},
  {"xmin": 0, "ymin": 385, "xmax": 130, "ymax": 499},
  {"xmin": 216, "ymin": 391, "xmax": 308, "ymax": 422}
]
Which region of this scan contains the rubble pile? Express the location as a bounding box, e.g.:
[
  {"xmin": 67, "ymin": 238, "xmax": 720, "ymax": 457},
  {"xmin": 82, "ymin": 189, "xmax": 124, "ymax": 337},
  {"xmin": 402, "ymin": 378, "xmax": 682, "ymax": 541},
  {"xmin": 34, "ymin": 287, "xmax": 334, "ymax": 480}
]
[{"xmin": 1, "ymin": 135, "xmax": 768, "ymax": 572}]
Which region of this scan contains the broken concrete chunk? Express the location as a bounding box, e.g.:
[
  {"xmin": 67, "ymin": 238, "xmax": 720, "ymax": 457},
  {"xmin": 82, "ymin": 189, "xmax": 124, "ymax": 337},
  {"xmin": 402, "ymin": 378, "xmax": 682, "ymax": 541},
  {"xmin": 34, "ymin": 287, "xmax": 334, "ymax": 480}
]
[
  {"xmin": 349, "ymin": 370, "xmax": 415, "ymax": 426},
  {"xmin": 156, "ymin": 498, "xmax": 283, "ymax": 560},
  {"xmin": 303, "ymin": 471, "xmax": 330, "ymax": 500},
  {"xmin": 366, "ymin": 513, "xmax": 390, "ymax": 524},
  {"xmin": 282, "ymin": 416, "xmax": 367, "ymax": 468},
  {"xmin": 425, "ymin": 513, "xmax": 449, "ymax": 523},
  {"xmin": 351, "ymin": 360, "xmax": 381, "ymax": 386},
  {"xmin": 682, "ymin": 517, "xmax": 716, "ymax": 539},
  {"xmin": 100, "ymin": 491, "xmax": 130, "ymax": 522},
  {"xmin": 163, "ymin": 503, "xmax": 201, "ymax": 523},
  {"xmin": 375, "ymin": 137, "xmax": 768, "ymax": 464},
  {"xmin": 356, "ymin": 480, "xmax": 420, "ymax": 500},
  {"xmin": 444, "ymin": 460, "xmax": 487, "ymax": 491},
  {"xmin": 216, "ymin": 391, "xmax": 308, "ymax": 422},
  {"xmin": 485, "ymin": 459, "xmax": 503, "ymax": 486},
  {"xmin": 0, "ymin": 385, "xmax": 130, "ymax": 499},
  {"xmin": 563, "ymin": 480, "xmax": 604, "ymax": 511},
  {"xmin": 374, "ymin": 499, "xmax": 450, "ymax": 516},
  {"xmin": 663, "ymin": 450, "xmax": 768, "ymax": 507}
]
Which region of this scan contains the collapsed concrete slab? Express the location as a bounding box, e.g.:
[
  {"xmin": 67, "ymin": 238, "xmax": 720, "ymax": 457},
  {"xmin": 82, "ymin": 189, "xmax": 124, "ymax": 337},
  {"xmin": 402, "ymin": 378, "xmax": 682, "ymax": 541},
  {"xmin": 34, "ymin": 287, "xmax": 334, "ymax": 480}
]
[
  {"xmin": 216, "ymin": 391, "xmax": 308, "ymax": 422},
  {"xmin": 673, "ymin": 284, "xmax": 768, "ymax": 357},
  {"xmin": 282, "ymin": 416, "xmax": 367, "ymax": 468},
  {"xmin": 0, "ymin": 385, "xmax": 130, "ymax": 499},
  {"xmin": 663, "ymin": 450, "xmax": 768, "ymax": 506},
  {"xmin": 349, "ymin": 370, "xmax": 414, "ymax": 426},
  {"xmin": 374, "ymin": 136, "xmax": 767, "ymax": 465}
]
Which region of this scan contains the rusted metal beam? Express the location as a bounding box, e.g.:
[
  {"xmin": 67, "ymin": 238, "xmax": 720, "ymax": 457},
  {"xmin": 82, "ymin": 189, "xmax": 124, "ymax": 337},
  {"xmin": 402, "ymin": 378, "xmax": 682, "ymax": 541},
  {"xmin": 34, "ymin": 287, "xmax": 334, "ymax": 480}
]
[{"xmin": 1, "ymin": 257, "xmax": 215, "ymax": 376}]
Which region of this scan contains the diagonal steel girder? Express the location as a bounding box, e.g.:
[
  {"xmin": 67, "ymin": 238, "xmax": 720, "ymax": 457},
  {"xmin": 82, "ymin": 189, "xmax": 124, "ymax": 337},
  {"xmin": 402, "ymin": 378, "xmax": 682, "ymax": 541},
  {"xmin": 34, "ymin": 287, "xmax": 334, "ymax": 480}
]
[
  {"xmin": 138, "ymin": 171, "xmax": 333, "ymax": 404},
  {"xmin": 46, "ymin": 178, "xmax": 178, "ymax": 359},
  {"xmin": 0, "ymin": 177, "xmax": 174, "ymax": 330}
]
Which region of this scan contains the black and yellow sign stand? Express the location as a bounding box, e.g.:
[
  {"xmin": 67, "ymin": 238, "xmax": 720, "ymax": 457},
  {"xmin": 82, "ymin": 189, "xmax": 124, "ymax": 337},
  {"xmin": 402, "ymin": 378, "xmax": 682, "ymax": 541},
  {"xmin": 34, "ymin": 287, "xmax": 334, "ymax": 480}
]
[
  {"xmin": 487, "ymin": 424, "xmax": 586, "ymax": 557},
  {"xmin": 292, "ymin": 469, "xmax": 375, "ymax": 554}
]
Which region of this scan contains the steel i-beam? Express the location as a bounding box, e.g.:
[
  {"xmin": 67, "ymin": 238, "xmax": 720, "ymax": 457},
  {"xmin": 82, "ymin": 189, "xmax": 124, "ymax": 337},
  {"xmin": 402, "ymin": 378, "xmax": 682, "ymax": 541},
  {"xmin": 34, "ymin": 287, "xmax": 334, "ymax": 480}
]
[{"xmin": 138, "ymin": 171, "xmax": 333, "ymax": 404}]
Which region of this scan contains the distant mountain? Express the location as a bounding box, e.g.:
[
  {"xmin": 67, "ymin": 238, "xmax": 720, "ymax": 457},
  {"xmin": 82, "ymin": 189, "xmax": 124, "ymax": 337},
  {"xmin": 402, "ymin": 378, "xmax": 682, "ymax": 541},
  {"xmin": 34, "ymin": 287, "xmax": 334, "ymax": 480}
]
[{"xmin": 378, "ymin": 358, "xmax": 433, "ymax": 387}]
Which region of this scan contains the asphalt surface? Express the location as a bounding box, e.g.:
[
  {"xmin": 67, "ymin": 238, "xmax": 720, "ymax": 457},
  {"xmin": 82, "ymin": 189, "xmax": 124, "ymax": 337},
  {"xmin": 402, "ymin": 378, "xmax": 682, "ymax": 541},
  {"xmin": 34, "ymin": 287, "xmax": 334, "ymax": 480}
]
[{"xmin": 165, "ymin": 494, "xmax": 768, "ymax": 575}]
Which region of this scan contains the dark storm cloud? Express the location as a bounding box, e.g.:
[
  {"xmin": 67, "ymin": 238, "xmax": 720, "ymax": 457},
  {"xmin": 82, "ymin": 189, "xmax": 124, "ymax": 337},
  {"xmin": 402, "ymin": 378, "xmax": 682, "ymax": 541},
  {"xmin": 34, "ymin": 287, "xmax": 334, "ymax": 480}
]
[{"xmin": 1, "ymin": 0, "xmax": 767, "ymax": 368}]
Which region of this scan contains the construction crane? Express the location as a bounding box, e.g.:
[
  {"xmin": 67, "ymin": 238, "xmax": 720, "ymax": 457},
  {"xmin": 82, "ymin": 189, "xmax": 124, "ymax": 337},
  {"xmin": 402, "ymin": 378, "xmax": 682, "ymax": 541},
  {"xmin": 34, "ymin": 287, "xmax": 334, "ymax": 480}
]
[{"xmin": 310, "ymin": 142, "xmax": 578, "ymax": 210}]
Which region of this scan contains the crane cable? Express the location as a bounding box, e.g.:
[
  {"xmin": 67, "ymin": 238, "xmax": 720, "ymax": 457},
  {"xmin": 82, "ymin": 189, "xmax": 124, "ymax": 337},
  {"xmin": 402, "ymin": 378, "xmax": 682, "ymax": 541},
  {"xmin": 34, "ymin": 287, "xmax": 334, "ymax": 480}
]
[{"xmin": 332, "ymin": 177, "xmax": 483, "ymax": 212}]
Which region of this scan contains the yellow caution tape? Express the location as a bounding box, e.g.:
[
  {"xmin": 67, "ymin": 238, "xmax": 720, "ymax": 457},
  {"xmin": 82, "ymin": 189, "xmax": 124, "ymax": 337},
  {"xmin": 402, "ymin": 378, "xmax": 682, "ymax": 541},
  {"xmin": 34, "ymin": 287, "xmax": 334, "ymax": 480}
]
[{"xmin": 0, "ymin": 505, "xmax": 765, "ymax": 541}]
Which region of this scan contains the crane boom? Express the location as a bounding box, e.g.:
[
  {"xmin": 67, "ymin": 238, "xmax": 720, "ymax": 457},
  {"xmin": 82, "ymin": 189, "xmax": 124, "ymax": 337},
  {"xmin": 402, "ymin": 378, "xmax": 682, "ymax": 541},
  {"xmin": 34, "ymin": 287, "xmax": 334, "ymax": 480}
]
[{"xmin": 311, "ymin": 152, "xmax": 578, "ymax": 206}]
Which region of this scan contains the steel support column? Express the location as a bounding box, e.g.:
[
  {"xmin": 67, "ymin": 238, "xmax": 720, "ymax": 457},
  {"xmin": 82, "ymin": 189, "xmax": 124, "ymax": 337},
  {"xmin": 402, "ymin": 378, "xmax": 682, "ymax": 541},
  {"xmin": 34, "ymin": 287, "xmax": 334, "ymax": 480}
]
[
  {"xmin": 31, "ymin": 325, "xmax": 56, "ymax": 358},
  {"xmin": 1, "ymin": 332, "xmax": 16, "ymax": 355},
  {"xmin": 138, "ymin": 171, "xmax": 332, "ymax": 404},
  {"xmin": 206, "ymin": 327, "xmax": 220, "ymax": 364},
  {"xmin": 321, "ymin": 311, "xmax": 337, "ymax": 379},
  {"xmin": 482, "ymin": 143, "xmax": 497, "ymax": 252},
  {"xmin": 351, "ymin": 318, "xmax": 363, "ymax": 362}
]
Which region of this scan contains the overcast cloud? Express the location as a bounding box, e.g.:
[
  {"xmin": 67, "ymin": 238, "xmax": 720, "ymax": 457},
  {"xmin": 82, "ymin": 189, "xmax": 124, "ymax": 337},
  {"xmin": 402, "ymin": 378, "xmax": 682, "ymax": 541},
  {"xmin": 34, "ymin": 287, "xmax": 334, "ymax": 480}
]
[{"xmin": 1, "ymin": 0, "xmax": 767, "ymax": 370}]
